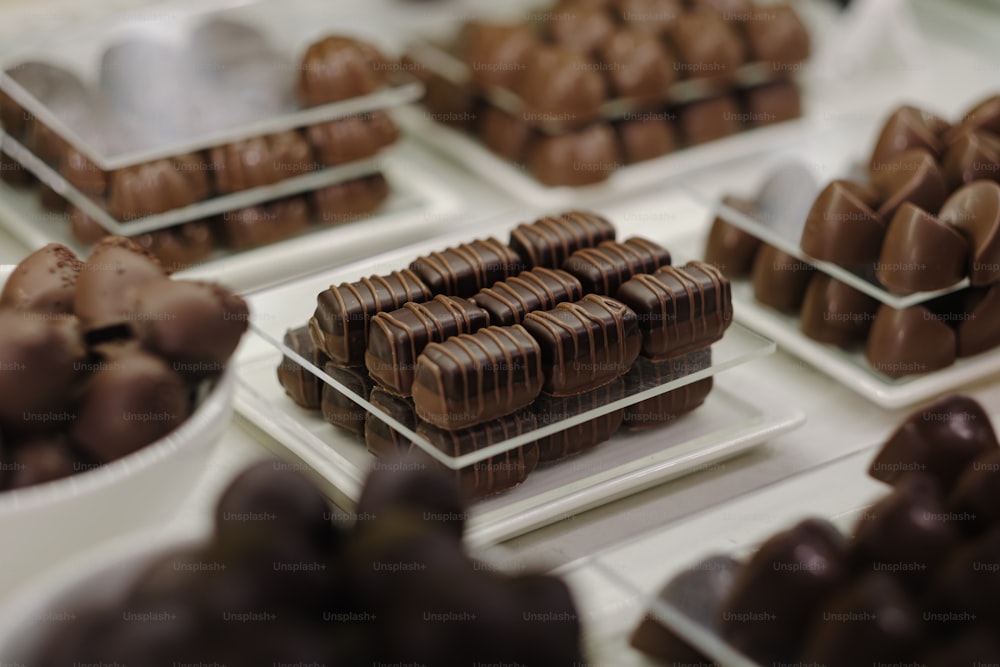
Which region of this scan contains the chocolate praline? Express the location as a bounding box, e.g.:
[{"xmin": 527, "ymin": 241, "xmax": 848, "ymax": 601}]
[
  {"xmin": 876, "ymin": 202, "xmax": 968, "ymax": 295},
  {"xmin": 677, "ymin": 95, "xmax": 742, "ymax": 145},
  {"xmin": 937, "ymin": 180, "xmax": 1000, "ymax": 287},
  {"xmin": 865, "ymin": 304, "xmax": 956, "ymax": 378},
  {"xmin": 134, "ymin": 220, "xmax": 217, "ymax": 273},
  {"xmin": 307, "ymin": 111, "xmax": 397, "ymax": 166},
  {"xmin": 460, "ymin": 22, "xmax": 538, "ymax": 91},
  {"xmin": 479, "ymin": 106, "xmax": 534, "ymax": 163},
  {"xmin": 750, "ymin": 243, "xmax": 814, "ymax": 313},
  {"xmin": 527, "ymin": 124, "xmax": 623, "ymax": 186},
  {"xmin": 546, "ymin": 2, "xmax": 616, "ymax": 55},
  {"xmin": 297, "ymin": 35, "xmax": 390, "ymax": 107},
  {"xmin": 669, "ymin": 9, "xmax": 746, "ymax": 78},
  {"xmin": 617, "ymin": 115, "xmax": 678, "ymax": 163},
  {"xmin": 108, "ymin": 154, "xmax": 211, "ymax": 221},
  {"xmin": 704, "ymin": 195, "xmax": 762, "ymax": 278},
  {"xmin": 799, "ymin": 273, "xmax": 878, "ymax": 348},
  {"xmin": 73, "ymin": 236, "xmax": 168, "ymax": 333},
  {"xmin": 221, "ymin": 197, "xmax": 311, "ymax": 251},
  {"xmin": 209, "ymin": 131, "xmax": 314, "ymax": 193},
  {"xmin": 310, "ymin": 173, "xmax": 390, "ymax": 226},
  {"xmin": 0, "ymin": 243, "xmax": 82, "ymax": 315},
  {"xmin": 516, "ymin": 46, "xmax": 607, "ymax": 127}
]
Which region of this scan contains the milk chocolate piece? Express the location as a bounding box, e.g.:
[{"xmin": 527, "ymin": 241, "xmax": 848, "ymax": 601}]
[
  {"xmin": 533, "ymin": 377, "xmax": 625, "ymax": 462},
  {"xmin": 403, "ymin": 53, "xmax": 476, "ymax": 130},
  {"xmin": 132, "ymin": 279, "xmax": 249, "ymax": 374},
  {"xmin": 209, "ymin": 131, "xmax": 314, "ymax": 193},
  {"xmin": 366, "ymin": 296, "xmax": 490, "ymax": 396},
  {"xmin": 321, "ymin": 363, "xmax": 371, "ymax": 437},
  {"xmin": 306, "ymin": 111, "xmax": 398, "ymax": 166},
  {"xmin": 870, "ymin": 106, "xmax": 949, "ymax": 171},
  {"xmin": 523, "ymin": 295, "xmax": 641, "ymax": 395},
  {"xmin": 134, "ymin": 220, "xmax": 216, "ymax": 273},
  {"xmin": 616, "ymin": 0, "xmax": 683, "ymax": 36},
  {"xmin": 69, "ymin": 207, "xmax": 110, "ymax": 246},
  {"xmin": 4, "ymin": 434, "xmax": 80, "ymax": 489},
  {"xmin": 949, "ymin": 450, "xmax": 1000, "ymax": 536},
  {"xmin": 563, "ymin": 237, "xmax": 672, "ymax": 295},
  {"xmin": 598, "ymin": 30, "xmax": 678, "ymax": 98},
  {"xmin": 413, "ymin": 325, "xmax": 543, "ymax": 430},
  {"xmin": 310, "ymin": 270, "xmax": 432, "ymax": 366},
  {"xmin": 876, "ymin": 203, "xmax": 968, "ymax": 294},
  {"xmin": 941, "ymin": 129, "xmax": 1000, "ymax": 189},
  {"xmin": 799, "ymin": 274, "xmax": 878, "ymax": 347},
  {"xmin": 930, "ymin": 284, "xmax": 1000, "ymax": 357},
  {"xmin": 865, "ymin": 304, "xmax": 956, "ymax": 378},
  {"xmin": 415, "ymin": 411, "xmax": 539, "ymax": 498},
  {"xmin": 108, "ymin": 155, "xmax": 211, "ymax": 220},
  {"xmin": 750, "ymin": 243, "xmax": 813, "ymax": 313},
  {"xmin": 73, "ymin": 236, "xmax": 168, "ymax": 333},
  {"xmin": 871, "ymin": 148, "xmax": 948, "ymax": 220},
  {"xmin": 470, "ymin": 268, "xmax": 583, "ymax": 326},
  {"xmin": 365, "ymin": 387, "xmax": 416, "ymax": 459},
  {"xmin": 800, "ymin": 180, "xmax": 885, "ymax": 267},
  {"xmin": 704, "ymin": 196, "xmax": 762, "ymax": 278},
  {"xmin": 221, "ymin": 197, "xmax": 311, "ymax": 250},
  {"xmin": 70, "ymin": 345, "xmax": 191, "ymax": 462},
  {"xmin": 938, "ymin": 180, "xmax": 1000, "ymax": 286},
  {"xmin": 479, "ymin": 106, "xmax": 533, "ymax": 163},
  {"xmin": 621, "ymin": 348, "xmax": 712, "ymax": 429},
  {"xmin": 461, "ymin": 21, "xmax": 538, "ymax": 91},
  {"xmin": 526, "ymin": 123, "xmax": 623, "ymax": 186},
  {"xmin": 955, "ymin": 94, "xmax": 1000, "ymax": 137},
  {"xmin": 297, "ymin": 35, "xmax": 389, "ymax": 107},
  {"xmin": 61, "ymin": 146, "xmax": 107, "ymax": 196},
  {"xmin": 743, "ymin": 81, "xmax": 802, "ymax": 127},
  {"xmin": 509, "ymin": 211, "xmax": 616, "ymax": 269},
  {"xmin": 616, "ymin": 261, "xmax": 732, "ymax": 360},
  {"xmin": 669, "ymin": 9, "xmax": 746, "ymax": 76},
  {"xmin": 547, "ymin": 2, "xmax": 616, "ymax": 54},
  {"xmin": 677, "ymin": 95, "xmax": 741, "ymax": 145},
  {"xmin": 2, "ymin": 62, "xmax": 87, "ymax": 139},
  {"xmin": 719, "ymin": 519, "xmax": 849, "ymax": 665},
  {"xmin": 310, "ymin": 173, "xmax": 390, "ymax": 224},
  {"xmin": 617, "ymin": 116, "xmax": 678, "ymax": 163},
  {"xmin": 0, "ymin": 243, "xmax": 82, "ymax": 315},
  {"xmin": 277, "ymin": 326, "xmax": 329, "ymax": 410},
  {"xmin": 868, "ymin": 394, "xmax": 997, "ymax": 492},
  {"xmin": 516, "ymin": 46, "xmax": 606, "ymax": 127},
  {"xmin": 410, "ymin": 238, "xmax": 524, "ymax": 297},
  {"xmin": 742, "ymin": 4, "xmax": 811, "ymax": 66}
]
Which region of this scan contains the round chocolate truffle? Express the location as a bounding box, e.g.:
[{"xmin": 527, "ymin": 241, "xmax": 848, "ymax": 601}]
[
  {"xmin": 297, "ymin": 35, "xmax": 390, "ymax": 107},
  {"xmin": 0, "ymin": 243, "xmax": 82, "ymax": 315}
]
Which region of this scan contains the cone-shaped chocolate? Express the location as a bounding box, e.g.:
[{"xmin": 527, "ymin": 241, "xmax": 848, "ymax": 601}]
[
  {"xmin": 751, "ymin": 243, "xmax": 814, "ymax": 313},
  {"xmin": 704, "ymin": 196, "xmax": 762, "ymax": 278},
  {"xmin": 800, "ymin": 180, "xmax": 884, "ymax": 267},
  {"xmin": 799, "ymin": 273, "xmax": 878, "ymax": 347},
  {"xmin": 938, "ymin": 180, "xmax": 1000, "ymax": 286},
  {"xmin": 941, "ymin": 128, "xmax": 1000, "ymax": 189},
  {"xmin": 865, "ymin": 304, "xmax": 956, "ymax": 378},
  {"xmin": 876, "ymin": 203, "xmax": 968, "ymax": 294},
  {"xmin": 953, "ymin": 94, "xmax": 1000, "ymax": 138},
  {"xmin": 869, "ymin": 105, "xmax": 949, "ymax": 171},
  {"xmin": 871, "ymin": 148, "xmax": 948, "ymax": 220}
]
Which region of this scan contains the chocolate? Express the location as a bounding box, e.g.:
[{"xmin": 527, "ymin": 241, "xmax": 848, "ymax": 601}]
[
  {"xmin": 69, "ymin": 207, "xmax": 110, "ymax": 246},
  {"xmin": 4, "ymin": 434, "xmax": 80, "ymax": 489},
  {"xmin": 523, "ymin": 294, "xmax": 641, "ymax": 395},
  {"xmin": 306, "ymin": 111, "xmax": 398, "ymax": 166},
  {"xmin": 616, "ymin": 261, "xmax": 732, "ymax": 360},
  {"xmin": 868, "ymin": 394, "xmax": 997, "ymax": 493},
  {"xmin": 955, "ymin": 94, "xmax": 1000, "ymax": 137},
  {"xmin": 870, "ymin": 148, "xmax": 948, "ymax": 220},
  {"xmin": 61, "ymin": 146, "xmax": 107, "ymax": 196},
  {"xmin": 0, "ymin": 243, "xmax": 82, "ymax": 315},
  {"xmin": 704, "ymin": 196, "xmax": 762, "ymax": 278},
  {"xmin": 415, "ymin": 411, "xmax": 540, "ymax": 498},
  {"xmin": 799, "ymin": 274, "xmax": 878, "ymax": 347},
  {"xmin": 69, "ymin": 344, "xmax": 191, "ymax": 463},
  {"xmin": 719, "ymin": 518, "xmax": 849, "ymax": 664},
  {"xmin": 297, "ymin": 35, "xmax": 389, "ymax": 107},
  {"xmin": 134, "ymin": 220, "xmax": 216, "ymax": 273},
  {"xmin": 938, "ymin": 180, "xmax": 1000, "ymax": 286},
  {"xmin": 750, "ymin": 243, "xmax": 814, "ymax": 313},
  {"xmin": 617, "ymin": 115, "xmax": 678, "ymax": 163},
  {"xmin": 526, "ymin": 124, "xmax": 623, "ymax": 186},
  {"xmin": 470, "ymin": 268, "xmax": 583, "ymax": 326},
  {"xmin": 930, "ymin": 283, "xmax": 1000, "ymax": 357},
  {"xmin": 310, "ymin": 173, "xmax": 390, "ymax": 225},
  {"xmin": 800, "ymin": 180, "xmax": 885, "ymax": 267},
  {"xmin": 865, "ymin": 304, "xmax": 956, "ymax": 378},
  {"xmin": 742, "ymin": 4, "xmax": 811, "ymax": 66},
  {"xmin": 876, "ymin": 203, "xmax": 968, "ymax": 294},
  {"xmin": 922, "ymin": 628, "xmax": 1000, "ymax": 667},
  {"xmin": 321, "ymin": 363, "xmax": 371, "ymax": 437},
  {"xmin": 3, "ymin": 62, "xmax": 88, "ymax": 139},
  {"xmin": 131, "ymin": 279, "xmax": 249, "ymax": 374},
  {"xmin": 276, "ymin": 326, "xmax": 329, "ymax": 410},
  {"xmin": 0, "ymin": 151, "xmax": 34, "ymax": 187},
  {"xmin": 403, "ymin": 53, "xmax": 477, "ymax": 130},
  {"xmin": 461, "ymin": 22, "xmax": 538, "ymax": 91},
  {"xmin": 533, "ymin": 377, "xmax": 625, "ymax": 462},
  {"xmin": 364, "ymin": 387, "xmax": 417, "ymax": 459},
  {"xmin": 941, "ymin": 129, "xmax": 1000, "ymax": 190},
  {"xmin": 412, "ymin": 325, "xmax": 543, "ymax": 430},
  {"xmin": 73, "ymin": 236, "xmax": 168, "ymax": 333},
  {"xmin": 516, "ymin": 46, "xmax": 607, "ymax": 127},
  {"xmin": 669, "ymin": 9, "xmax": 746, "ymax": 76},
  {"xmin": 547, "ymin": 3, "xmax": 616, "ymax": 54},
  {"xmin": 677, "ymin": 95, "xmax": 741, "ymax": 145},
  {"xmin": 623, "ymin": 373, "xmax": 712, "ymax": 429},
  {"xmin": 409, "ymin": 237, "xmax": 524, "ymax": 297},
  {"xmin": 598, "ymin": 30, "xmax": 677, "ymax": 98},
  {"xmin": 365, "ymin": 296, "xmax": 490, "ymax": 396},
  {"xmin": 616, "ymin": 0, "xmax": 683, "ymax": 35},
  {"xmin": 562, "ymin": 237, "xmax": 672, "ymax": 295},
  {"xmin": 509, "ymin": 210, "xmax": 616, "ymax": 269},
  {"xmin": 311, "ymin": 270, "xmax": 431, "ymax": 367},
  {"xmin": 221, "ymin": 197, "xmax": 311, "ymax": 250},
  {"xmin": 869, "ymin": 106, "xmax": 950, "ymax": 171},
  {"xmin": 209, "ymin": 131, "xmax": 314, "ymax": 193},
  {"xmin": 948, "ymin": 450, "xmax": 1000, "ymax": 537},
  {"xmin": 108, "ymin": 154, "xmax": 211, "ymax": 220},
  {"xmin": 743, "ymin": 81, "xmax": 802, "ymax": 127},
  {"xmin": 479, "ymin": 106, "xmax": 533, "ymax": 163}
]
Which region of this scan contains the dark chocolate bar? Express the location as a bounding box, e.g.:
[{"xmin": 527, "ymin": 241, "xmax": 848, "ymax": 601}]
[
  {"xmin": 533, "ymin": 377, "xmax": 625, "ymax": 463},
  {"xmin": 320, "ymin": 363, "xmax": 371, "ymax": 437},
  {"xmin": 409, "ymin": 238, "xmax": 525, "ymax": 297},
  {"xmin": 509, "ymin": 211, "xmax": 616, "ymax": 269},
  {"xmin": 470, "ymin": 268, "xmax": 583, "ymax": 326},
  {"xmin": 562, "ymin": 237, "xmax": 672, "ymax": 295},
  {"xmin": 522, "ymin": 294, "xmax": 641, "ymax": 396},
  {"xmin": 364, "ymin": 387, "xmax": 416, "ymax": 459}
]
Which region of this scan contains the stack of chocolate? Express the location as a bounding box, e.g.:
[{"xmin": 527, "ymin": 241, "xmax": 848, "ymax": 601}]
[
  {"xmin": 705, "ymin": 94, "xmax": 1000, "ymax": 378},
  {"xmin": 406, "ymin": 0, "xmax": 809, "ymax": 185},
  {"xmin": 277, "ymin": 210, "xmax": 734, "ymax": 499},
  {"xmin": 0, "ymin": 25, "xmax": 402, "ymax": 266},
  {"xmin": 631, "ymin": 394, "xmax": 1000, "ymax": 667},
  {"xmin": 0, "ymin": 238, "xmax": 248, "ymax": 492}
]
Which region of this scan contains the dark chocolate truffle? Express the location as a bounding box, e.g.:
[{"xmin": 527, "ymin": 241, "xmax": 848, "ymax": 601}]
[
  {"xmin": 277, "ymin": 326, "xmax": 329, "ymax": 410},
  {"xmin": 0, "ymin": 243, "xmax": 82, "ymax": 315},
  {"xmin": 209, "ymin": 131, "xmax": 314, "ymax": 193},
  {"xmin": 598, "ymin": 30, "xmax": 678, "ymax": 98},
  {"xmin": 364, "ymin": 387, "xmax": 417, "ymax": 460},
  {"xmin": 533, "ymin": 378, "xmax": 625, "ymax": 461},
  {"xmin": 509, "ymin": 211, "xmax": 617, "ymax": 270},
  {"xmin": 948, "ymin": 449, "xmax": 1000, "ymax": 536},
  {"xmin": 562, "ymin": 236, "xmax": 672, "ymax": 295},
  {"xmin": 622, "ymin": 356, "xmax": 714, "ymax": 429},
  {"xmin": 409, "ymin": 238, "xmax": 525, "ymax": 297},
  {"xmin": 470, "ymin": 268, "xmax": 583, "ymax": 327},
  {"xmin": 297, "ymin": 35, "xmax": 390, "ymax": 107},
  {"xmin": 321, "ymin": 363, "xmax": 371, "ymax": 437},
  {"xmin": 876, "ymin": 203, "xmax": 968, "ymax": 294}
]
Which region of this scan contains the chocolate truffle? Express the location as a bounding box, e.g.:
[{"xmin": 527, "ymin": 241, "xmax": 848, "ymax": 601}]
[
  {"xmin": 403, "ymin": 53, "xmax": 477, "ymax": 130},
  {"xmin": 742, "ymin": 4, "xmax": 811, "ymax": 66},
  {"xmin": 297, "ymin": 35, "xmax": 389, "ymax": 107},
  {"xmin": 479, "ymin": 106, "xmax": 533, "ymax": 163},
  {"xmin": 108, "ymin": 154, "xmax": 211, "ymax": 220},
  {"xmin": 750, "ymin": 243, "xmax": 814, "ymax": 313},
  {"xmin": 516, "ymin": 46, "xmax": 607, "ymax": 127},
  {"xmin": 562, "ymin": 236, "xmax": 672, "ymax": 295},
  {"xmin": 409, "ymin": 237, "xmax": 524, "ymax": 297},
  {"xmin": 744, "ymin": 81, "xmax": 802, "ymax": 127},
  {"xmin": 527, "ymin": 124, "xmax": 623, "ymax": 186},
  {"xmin": 306, "ymin": 111, "xmax": 398, "ymax": 166},
  {"xmin": 546, "ymin": 2, "xmax": 616, "ymax": 55},
  {"xmin": 311, "ymin": 270, "xmax": 432, "ymax": 366},
  {"xmin": 876, "ymin": 203, "xmax": 968, "ymax": 294},
  {"xmin": 277, "ymin": 326, "xmax": 329, "ymax": 410},
  {"xmin": 221, "ymin": 197, "xmax": 311, "ymax": 250},
  {"xmin": 800, "ymin": 180, "xmax": 885, "ymax": 267},
  {"xmin": 799, "ymin": 274, "xmax": 878, "ymax": 347},
  {"xmin": 937, "ymin": 180, "xmax": 1000, "ymax": 286},
  {"xmin": 617, "ymin": 115, "xmax": 678, "ymax": 163},
  {"xmin": 134, "ymin": 220, "xmax": 216, "ymax": 273},
  {"xmin": 470, "ymin": 268, "xmax": 583, "ymax": 326},
  {"xmin": 0, "ymin": 243, "xmax": 82, "ymax": 315},
  {"xmin": 865, "ymin": 304, "xmax": 956, "ymax": 378},
  {"xmin": 412, "ymin": 325, "xmax": 544, "ymax": 430},
  {"xmin": 930, "ymin": 283, "xmax": 1000, "ymax": 357},
  {"xmin": 704, "ymin": 196, "xmax": 762, "ymax": 278},
  {"xmin": 69, "ymin": 207, "xmax": 110, "ymax": 246},
  {"xmin": 310, "ymin": 173, "xmax": 390, "ymax": 225},
  {"xmin": 598, "ymin": 30, "xmax": 678, "ymax": 99},
  {"xmin": 677, "ymin": 95, "xmax": 742, "ymax": 145},
  {"xmin": 869, "ymin": 105, "xmax": 949, "ymax": 171},
  {"xmin": 209, "ymin": 131, "xmax": 314, "ymax": 193},
  {"xmin": 941, "ymin": 128, "xmax": 1000, "ymax": 190},
  {"xmin": 870, "ymin": 148, "xmax": 948, "ymax": 220},
  {"xmin": 669, "ymin": 9, "xmax": 746, "ymax": 77},
  {"xmin": 461, "ymin": 22, "xmax": 538, "ymax": 91},
  {"xmin": 616, "ymin": 0, "xmax": 683, "ymax": 36},
  {"xmin": 321, "ymin": 363, "xmax": 371, "ymax": 437},
  {"xmin": 509, "ymin": 211, "xmax": 617, "ymax": 269},
  {"xmin": 533, "ymin": 377, "xmax": 625, "ymax": 461},
  {"xmin": 948, "ymin": 450, "xmax": 1000, "ymax": 536}
]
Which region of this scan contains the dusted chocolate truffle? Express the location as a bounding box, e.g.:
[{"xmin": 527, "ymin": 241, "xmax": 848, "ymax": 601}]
[
  {"xmin": 799, "ymin": 274, "xmax": 878, "ymax": 347},
  {"xmin": 865, "ymin": 304, "xmax": 956, "ymax": 378},
  {"xmin": 297, "ymin": 35, "xmax": 389, "ymax": 107},
  {"xmin": 410, "ymin": 238, "xmax": 525, "ymax": 297},
  {"xmin": 669, "ymin": 9, "xmax": 746, "ymax": 76},
  {"xmin": 704, "ymin": 196, "xmax": 762, "ymax": 278},
  {"xmin": 876, "ymin": 203, "xmax": 968, "ymax": 294},
  {"xmin": 321, "ymin": 363, "xmax": 371, "ymax": 437},
  {"xmin": 461, "ymin": 22, "xmax": 537, "ymax": 91},
  {"xmin": 516, "ymin": 46, "xmax": 607, "ymax": 127},
  {"xmin": 0, "ymin": 243, "xmax": 82, "ymax": 315},
  {"xmin": 870, "ymin": 148, "xmax": 948, "ymax": 220},
  {"xmin": 310, "ymin": 173, "xmax": 390, "ymax": 225},
  {"xmin": 562, "ymin": 236, "xmax": 672, "ymax": 295},
  {"xmin": 598, "ymin": 30, "xmax": 677, "ymax": 98},
  {"xmin": 941, "ymin": 128, "xmax": 1000, "ymax": 190},
  {"xmin": 277, "ymin": 326, "xmax": 329, "ymax": 410},
  {"xmin": 134, "ymin": 220, "xmax": 216, "ymax": 273},
  {"xmin": 221, "ymin": 197, "xmax": 311, "ymax": 250},
  {"xmin": 617, "ymin": 115, "xmax": 677, "ymax": 163},
  {"xmin": 306, "ymin": 111, "xmax": 398, "ymax": 166},
  {"xmin": 209, "ymin": 131, "xmax": 314, "ymax": 193},
  {"xmin": 479, "ymin": 106, "xmax": 533, "ymax": 163},
  {"xmin": 869, "ymin": 106, "xmax": 950, "ymax": 171},
  {"xmin": 750, "ymin": 243, "xmax": 813, "ymax": 313},
  {"xmin": 743, "ymin": 81, "xmax": 802, "ymax": 127},
  {"xmin": 471, "ymin": 268, "xmax": 583, "ymax": 327},
  {"xmin": 509, "ymin": 210, "xmax": 616, "ymax": 270},
  {"xmin": 800, "ymin": 180, "xmax": 885, "ymax": 267},
  {"xmin": 527, "ymin": 124, "xmax": 623, "ymax": 186},
  {"xmin": 533, "ymin": 378, "xmax": 625, "ymax": 461},
  {"xmin": 108, "ymin": 154, "xmax": 211, "ymax": 220},
  {"xmin": 742, "ymin": 3, "xmax": 811, "ymax": 66},
  {"xmin": 546, "ymin": 2, "xmax": 616, "ymax": 55},
  {"xmin": 677, "ymin": 95, "xmax": 741, "ymax": 145},
  {"xmin": 938, "ymin": 180, "xmax": 1000, "ymax": 287}
]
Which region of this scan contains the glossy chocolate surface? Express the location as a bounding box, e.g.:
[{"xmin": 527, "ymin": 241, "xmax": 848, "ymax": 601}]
[
  {"xmin": 800, "ymin": 180, "xmax": 885, "ymax": 267},
  {"xmin": 306, "ymin": 111, "xmax": 397, "ymax": 166},
  {"xmin": 509, "ymin": 211, "xmax": 616, "ymax": 269},
  {"xmin": 73, "ymin": 236, "xmax": 168, "ymax": 333},
  {"xmin": 479, "ymin": 106, "xmax": 533, "ymax": 163},
  {"xmin": 309, "ymin": 173, "xmax": 390, "ymax": 225},
  {"xmin": 598, "ymin": 29, "xmax": 677, "ymax": 98},
  {"xmin": 743, "ymin": 80, "xmax": 802, "ymax": 127},
  {"xmin": 562, "ymin": 236, "xmax": 672, "ymax": 295},
  {"xmin": 364, "ymin": 387, "xmax": 416, "ymax": 460},
  {"xmin": 941, "ymin": 129, "xmax": 1000, "ymax": 190},
  {"xmin": 869, "ymin": 106, "xmax": 950, "ymax": 171},
  {"xmin": 876, "ymin": 203, "xmax": 968, "ymax": 294},
  {"xmin": 276, "ymin": 326, "xmax": 328, "ymax": 410},
  {"xmin": 297, "ymin": 35, "xmax": 389, "ymax": 106},
  {"xmin": 470, "ymin": 268, "xmax": 583, "ymax": 326},
  {"xmin": 622, "ymin": 349, "xmax": 713, "ymax": 429},
  {"xmin": 108, "ymin": 154, "xmax": 211, "ymax": 220},
  {"xmin": 677, "ymin": 94, "xmax": 741, "ymax": 145},
  {"xmin": 865, "ymin": 304, "xmax": 956, "ymax": 378},
  {"xmin": 516, "ymin": 46, "xmax": 607, "ymax": 125},
  {"xmin": 533, "ymin": 377, "xmax": 625, "ymax": 462},
  {"xmin": 320, "ymin": 363, "xmax": 371, "ymax": 437},
  {"xmin": 704, "ymin": 195, "xmax": 762, "ymax": 278},
  {"xmin": 410, "ymin": 238, "xmax": 525, "ymax": 297},
  {"xmin": 750, "ymin": 243, "xmax": 813, "ymax": 313},
  {"xmin": 617, "ymin": 116, "xmax": 678, "ymax": 163},
  {"xmin": 871, "ymin": 148, "xmax": 948, "ymax": 220},
  {"xmin": 799, "ymin": 273, "xmax": 878, "ymax": 347},
  {"xmin": 742, "ymin": 3, "xmax": 810, "ymax": 65},
  {"xmin": 938, "ymin": 180, "xmax": 1000, "ymax": 287},
  {"xmin": 669, "ymin": 9, "xmax": 746, "ymax": 76},
  {"xmin": 526, "ymin": 124, "xmax": 623, "ymax": 186},
  {"xmin": 221, "ymin": 197, "xmax": 311, "ymax": 250}
]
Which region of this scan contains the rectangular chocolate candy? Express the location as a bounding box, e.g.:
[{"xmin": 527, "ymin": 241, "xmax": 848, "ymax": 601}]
[
  {"xmin": 616, "ymin": 261, "xmax": 733, "ymax": 360},
  {"xmin": 365, "ymin": 387, "xmax": 416, "ymax": 459},
  {"xmin": 309, "ymin": 270, "xmax": 431, "ymax": 366},
  {"xmin": 415, "ymin": 411, "xmax": 540, "ymax": 499},
  {"xmin": 533, "ymin": 376, "xmax": 625, "ymax": 463},
  {"xmin": 470, "ymin": 267, "xmax": 583, "ymax": 326},
  {"xmin": 562, "ymin": 237, "xmax": 672, "ymax": 295},
  {"xmin": 523, "ymin": 294, "xmax": 641, "ymax": 396},
  {"xmin": 412, "ymin": 325, "xmax": 543, "ymax": 430},
  {"xmin": 276, "ymin": 325, "xmax": 329, "ymax": 410},
  {"xmin": 409, "ymin": 237, "xmax": 526, "ymax": 297},
  {"xmin": 622, "ymin": 349, "xmax": 714, "ymax": 429},
  {"xmin": 365, "ymin": 295, "xmax": 490, "ymax": 396},
  {"xmin": 509, "ymin": 210, "xmax": 616, "ymax": 269},
  {"xmin": 320, "ymin": 363, "xmax": 372, "ymax": 437}
]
